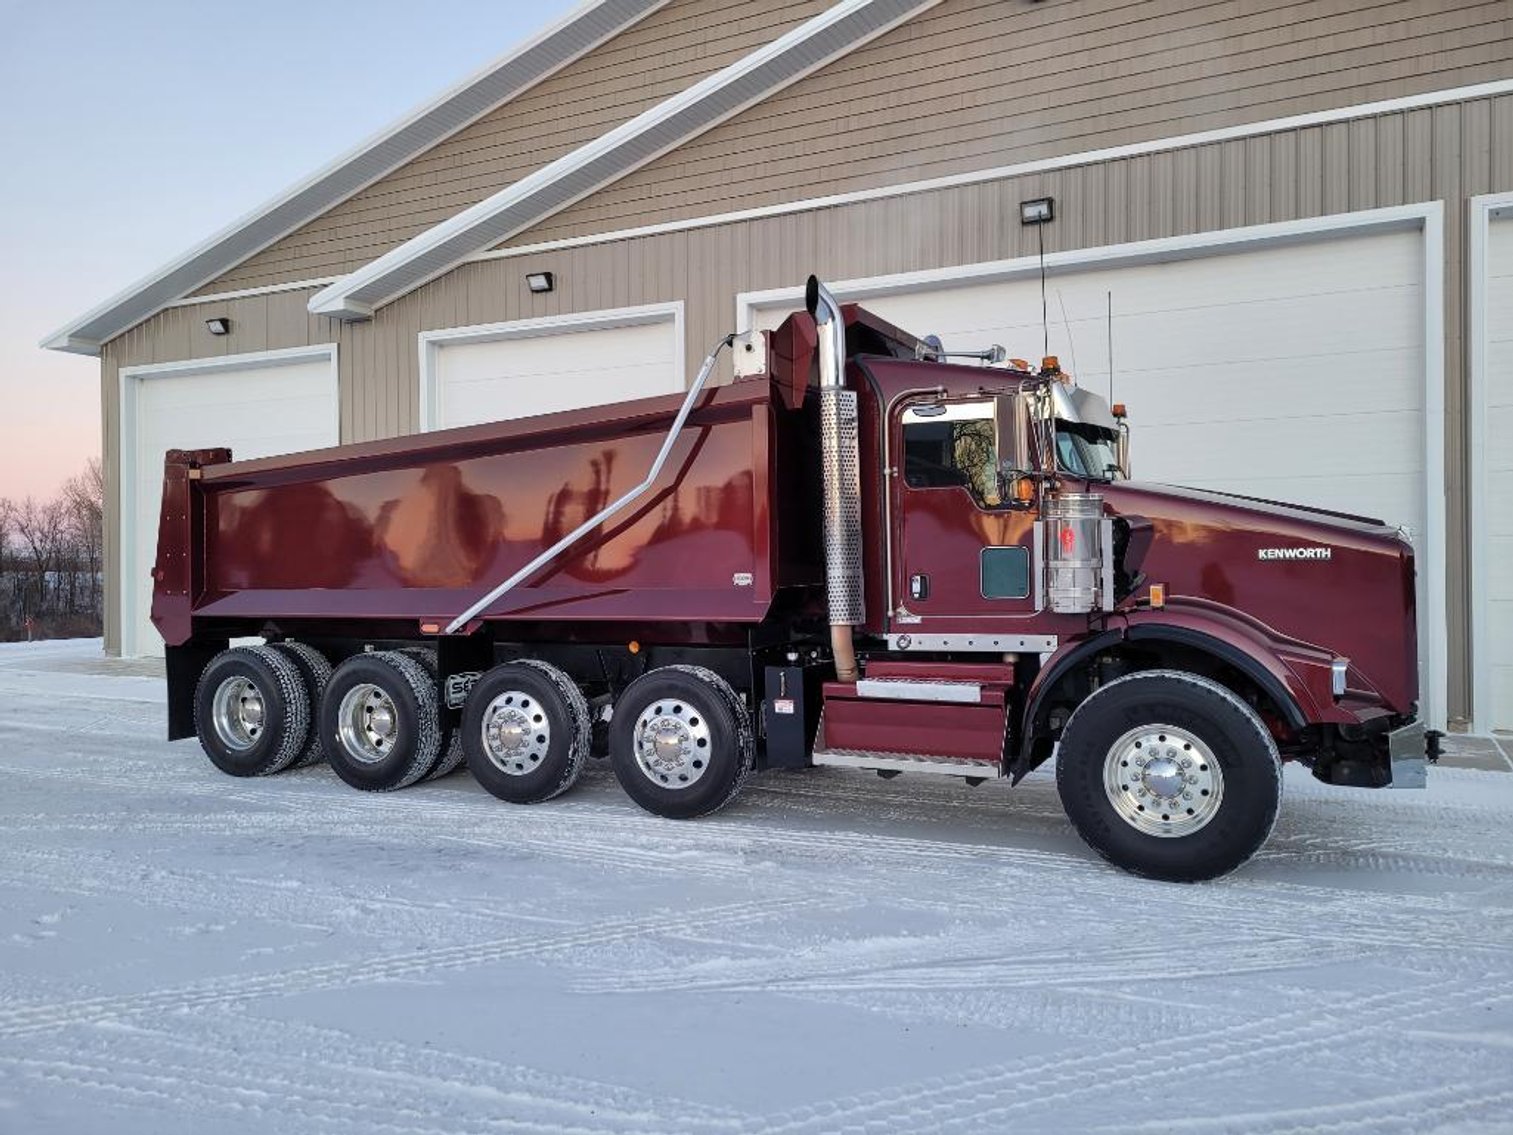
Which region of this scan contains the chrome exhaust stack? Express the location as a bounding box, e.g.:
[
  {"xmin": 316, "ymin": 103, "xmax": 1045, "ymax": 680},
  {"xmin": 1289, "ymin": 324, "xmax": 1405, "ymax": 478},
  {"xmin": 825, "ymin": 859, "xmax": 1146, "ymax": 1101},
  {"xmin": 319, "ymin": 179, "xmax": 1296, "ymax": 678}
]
[{"xmin": 806, "ymin": 276, "xmax": 864, "ymax": 682}]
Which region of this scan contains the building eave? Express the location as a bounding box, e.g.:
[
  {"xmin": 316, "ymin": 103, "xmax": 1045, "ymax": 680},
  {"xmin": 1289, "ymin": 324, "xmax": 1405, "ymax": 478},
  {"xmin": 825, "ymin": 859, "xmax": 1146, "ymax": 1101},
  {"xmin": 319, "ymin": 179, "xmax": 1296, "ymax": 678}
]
[
  {"xmin": 40, "ymin": 0, "xmax": 670, "ymax": 357},
  {"xmin": 308, "ymin": 0, "xmax": 943, "ymax": 321}
]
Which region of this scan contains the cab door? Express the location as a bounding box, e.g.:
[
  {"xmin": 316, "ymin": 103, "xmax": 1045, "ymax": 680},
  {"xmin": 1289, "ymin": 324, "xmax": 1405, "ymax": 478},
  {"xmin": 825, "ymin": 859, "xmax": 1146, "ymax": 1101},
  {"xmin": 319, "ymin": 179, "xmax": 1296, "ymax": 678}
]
[{"xmin": 890, "ymin": 397, "xmax": 1041, "ymax": 633}]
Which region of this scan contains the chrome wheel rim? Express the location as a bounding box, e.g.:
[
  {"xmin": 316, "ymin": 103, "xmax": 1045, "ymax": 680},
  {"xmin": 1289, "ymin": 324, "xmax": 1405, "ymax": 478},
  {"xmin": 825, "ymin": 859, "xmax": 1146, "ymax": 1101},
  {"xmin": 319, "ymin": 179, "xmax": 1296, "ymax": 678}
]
[
  {"xmin": 481, "ymin": 690, "xmax": 550, "ymax": 776},
  {"xmin": 211, "ymin": 676, "xmax": 266, "ymax": 752},
  {"xmin": 632, "ymin": 698, "xmax": 712, "ymax": 788},
  {"xmin": 1103, "ymin": 724, "xmax": 1224, "ymax": 837},
  {"xmin": 337, "ymin": 683, "xmax": 400, "ymax": 765}
]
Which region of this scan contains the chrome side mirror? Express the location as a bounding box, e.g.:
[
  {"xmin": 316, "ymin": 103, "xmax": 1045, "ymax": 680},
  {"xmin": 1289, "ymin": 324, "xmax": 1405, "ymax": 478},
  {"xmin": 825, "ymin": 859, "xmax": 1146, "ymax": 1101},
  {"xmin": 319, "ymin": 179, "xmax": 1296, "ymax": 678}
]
[
  {"xmin": 1113, "ymin": 403, "xmax": 1131, "ymax": 479},
  {"xmin": 995, "ymin": 392, "xmax": 1038, "ymax": 505}
]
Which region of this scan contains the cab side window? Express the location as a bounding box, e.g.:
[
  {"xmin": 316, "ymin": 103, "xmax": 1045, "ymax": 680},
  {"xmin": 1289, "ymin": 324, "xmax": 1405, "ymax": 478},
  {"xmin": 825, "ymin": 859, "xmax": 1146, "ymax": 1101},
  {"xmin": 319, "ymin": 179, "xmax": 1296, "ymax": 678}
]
[{"xmin": 903, "ymin": 414, "xmax": 1000, "ymax": 508}]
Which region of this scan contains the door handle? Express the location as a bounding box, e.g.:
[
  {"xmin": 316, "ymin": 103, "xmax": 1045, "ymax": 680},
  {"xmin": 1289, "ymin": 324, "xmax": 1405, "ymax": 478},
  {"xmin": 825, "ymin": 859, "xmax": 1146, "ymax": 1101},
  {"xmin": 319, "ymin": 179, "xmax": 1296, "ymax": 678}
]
[{"xmin": 910, "ymin": 573, "xmax": 930, "ymax": 601}]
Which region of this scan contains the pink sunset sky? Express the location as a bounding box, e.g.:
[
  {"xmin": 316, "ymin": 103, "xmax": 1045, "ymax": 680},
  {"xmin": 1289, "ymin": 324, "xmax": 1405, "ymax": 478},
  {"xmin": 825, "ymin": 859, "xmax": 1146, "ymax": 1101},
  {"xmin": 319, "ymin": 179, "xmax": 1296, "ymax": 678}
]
[{"xmin": 0, "ymin": 0, "xmax": 576, "ymax": 504}]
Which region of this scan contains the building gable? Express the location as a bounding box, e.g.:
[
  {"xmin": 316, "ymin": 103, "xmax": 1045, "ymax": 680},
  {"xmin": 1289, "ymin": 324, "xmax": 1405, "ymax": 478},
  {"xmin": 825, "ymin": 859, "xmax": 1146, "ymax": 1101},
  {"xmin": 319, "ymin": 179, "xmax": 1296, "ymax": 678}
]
[
  {"xmin": 494, "ymin": 0, "xmax": 1513, "ymax": 251},
  {"xmin": 197, "ymin": 0, "xmax": 835, "ymax": 299}
]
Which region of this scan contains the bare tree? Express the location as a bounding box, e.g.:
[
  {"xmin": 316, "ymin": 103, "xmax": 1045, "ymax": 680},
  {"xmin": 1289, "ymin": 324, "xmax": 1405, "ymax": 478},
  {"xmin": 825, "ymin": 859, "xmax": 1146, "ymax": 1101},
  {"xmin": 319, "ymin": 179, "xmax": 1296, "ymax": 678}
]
[
  {"xmin": 62, "ymin": 459, "xmax": 104, "ymax": 616},
  {"xmin": 0, "ymin": 466, "xmax": 106, "ymax": 640},
  {"xmin": 12, "ymin": 497, "xmax": 66, "ymax": 626}
]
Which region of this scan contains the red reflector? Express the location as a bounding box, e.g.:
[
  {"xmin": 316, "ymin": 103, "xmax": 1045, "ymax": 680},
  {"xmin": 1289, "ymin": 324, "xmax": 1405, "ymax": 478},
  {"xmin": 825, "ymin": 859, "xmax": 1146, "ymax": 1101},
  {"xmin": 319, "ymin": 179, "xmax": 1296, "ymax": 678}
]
[{"xmin": 1059, "ymin": 527, "xmax": 1077, "ymax": 554}]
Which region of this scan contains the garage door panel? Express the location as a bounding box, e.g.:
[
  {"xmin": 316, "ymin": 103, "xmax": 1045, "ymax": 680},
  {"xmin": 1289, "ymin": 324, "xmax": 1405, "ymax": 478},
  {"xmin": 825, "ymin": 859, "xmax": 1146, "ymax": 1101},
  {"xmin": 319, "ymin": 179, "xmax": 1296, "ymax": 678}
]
[
  {"xmin": 1110, "ymin": 352, "xmax": 1422, "ymax": 422},
  {"xmin": 1488, "ymin": 406, "xmax": 1513, "ymax": 475},
  {"xmin": 129, "ymin": 356, "xmax": 338, "ymax": 657},
  {"xmin": 434, "ymin": 316, "xmax": 679, "ymax": 430},
  {"xmin": 1489, "ymin": 537, "xmax": 1513, "ymax": 601}
]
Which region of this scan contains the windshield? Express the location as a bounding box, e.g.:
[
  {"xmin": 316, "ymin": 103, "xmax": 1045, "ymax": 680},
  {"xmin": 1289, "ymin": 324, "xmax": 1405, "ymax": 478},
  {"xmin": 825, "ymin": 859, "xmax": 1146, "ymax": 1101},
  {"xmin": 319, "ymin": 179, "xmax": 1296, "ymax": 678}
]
[{"xmin": 1056, "ymin": 421, "xmax": 1121, "ymax": 480}]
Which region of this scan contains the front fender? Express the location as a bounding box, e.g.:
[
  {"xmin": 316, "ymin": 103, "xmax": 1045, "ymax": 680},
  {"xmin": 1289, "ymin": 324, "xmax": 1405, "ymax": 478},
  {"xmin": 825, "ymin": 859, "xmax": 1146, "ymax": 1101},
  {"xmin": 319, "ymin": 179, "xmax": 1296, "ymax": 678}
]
[{"xmin": 1013, "ymin": 605, "xmax": 1330, "ymax": 781}]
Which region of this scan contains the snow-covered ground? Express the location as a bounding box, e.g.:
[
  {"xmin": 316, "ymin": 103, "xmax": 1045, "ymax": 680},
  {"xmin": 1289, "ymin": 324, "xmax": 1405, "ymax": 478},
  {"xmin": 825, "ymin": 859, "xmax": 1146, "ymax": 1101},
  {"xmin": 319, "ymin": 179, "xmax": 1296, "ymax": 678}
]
[{"xmin": 1, "ymin": 639, "xmax": 1511, "ymax": 1135}]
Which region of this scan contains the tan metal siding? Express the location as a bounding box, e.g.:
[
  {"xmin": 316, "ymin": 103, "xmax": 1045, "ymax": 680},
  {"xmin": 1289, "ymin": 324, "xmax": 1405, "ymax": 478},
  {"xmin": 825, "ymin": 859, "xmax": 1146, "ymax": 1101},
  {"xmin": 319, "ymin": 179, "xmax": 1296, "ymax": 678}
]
[
  {"xmin": 508, "ymin": 0, "xmax": 1513, "ymax": 247},
  {"xmin": 100, "ymin": 93, "xmax": 1512, "ymax": 732},
  {"xmin": 191, "ymin": 0, "xmax": 832, "ymax": 297}
]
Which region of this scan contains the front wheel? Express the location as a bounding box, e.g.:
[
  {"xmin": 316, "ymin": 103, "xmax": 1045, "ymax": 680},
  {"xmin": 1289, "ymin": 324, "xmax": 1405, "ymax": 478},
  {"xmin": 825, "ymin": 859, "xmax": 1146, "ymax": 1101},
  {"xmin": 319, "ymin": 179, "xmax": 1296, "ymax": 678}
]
[{"xmin": 1055, "ymin": 670, "xmax": 1281, "ymax": 882}]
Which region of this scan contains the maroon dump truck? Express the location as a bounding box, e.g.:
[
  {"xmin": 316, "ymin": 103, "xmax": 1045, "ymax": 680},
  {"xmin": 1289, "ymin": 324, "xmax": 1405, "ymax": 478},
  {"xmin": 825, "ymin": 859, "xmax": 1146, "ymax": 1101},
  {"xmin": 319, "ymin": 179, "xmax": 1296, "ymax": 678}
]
[{"xmin": 153, "ymin": 278, "xmax": 1439, "ymax": 881}]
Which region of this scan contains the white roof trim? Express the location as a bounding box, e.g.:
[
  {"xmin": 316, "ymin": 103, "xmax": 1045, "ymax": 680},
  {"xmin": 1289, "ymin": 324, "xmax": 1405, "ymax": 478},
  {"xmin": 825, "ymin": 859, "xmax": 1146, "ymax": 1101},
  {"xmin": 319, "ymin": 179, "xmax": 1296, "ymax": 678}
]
[
  {"xmin": 41, "ymin": 0, "xmax": 670, "ymax": 357},
  {"xmin": 308, "ymin": 0, "xmax": 943, "ymax": 321}
]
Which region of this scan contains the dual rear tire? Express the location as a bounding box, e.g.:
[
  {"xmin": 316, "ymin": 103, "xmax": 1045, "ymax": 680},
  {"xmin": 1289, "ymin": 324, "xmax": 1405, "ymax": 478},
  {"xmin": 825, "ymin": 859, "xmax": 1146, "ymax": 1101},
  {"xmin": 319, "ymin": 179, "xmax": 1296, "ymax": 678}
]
[
  {"xmin": 455, "ymin": 661, "xmax": 751, "ymax": 818},
  {"xmin": 194, "ymin": 645, "xmax": 444, "ymax": 791}
]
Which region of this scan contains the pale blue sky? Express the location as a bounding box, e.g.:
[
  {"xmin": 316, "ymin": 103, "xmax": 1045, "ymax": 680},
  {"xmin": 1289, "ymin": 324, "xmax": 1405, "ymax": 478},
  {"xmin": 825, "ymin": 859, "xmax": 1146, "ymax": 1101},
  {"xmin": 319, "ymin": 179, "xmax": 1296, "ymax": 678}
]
[{"xmin": 0, "ymin": 0, "xmax": 577, "ymax": 500}]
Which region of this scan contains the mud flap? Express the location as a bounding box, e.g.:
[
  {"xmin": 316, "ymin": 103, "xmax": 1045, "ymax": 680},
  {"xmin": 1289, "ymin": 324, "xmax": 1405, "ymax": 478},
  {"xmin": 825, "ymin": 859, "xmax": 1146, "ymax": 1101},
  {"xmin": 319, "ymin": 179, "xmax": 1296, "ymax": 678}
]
[{"xmin": 1387, "ymin": 719, "xmax": 1430, "ymax": 789}]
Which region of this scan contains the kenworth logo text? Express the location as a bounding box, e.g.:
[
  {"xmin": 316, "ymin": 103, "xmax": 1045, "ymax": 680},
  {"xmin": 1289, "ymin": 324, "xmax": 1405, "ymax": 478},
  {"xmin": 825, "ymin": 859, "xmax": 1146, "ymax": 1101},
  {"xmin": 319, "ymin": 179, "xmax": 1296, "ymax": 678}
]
[{"xmin": 1257, "ymin": 546, "xmax": 1333, "ymax": 561}]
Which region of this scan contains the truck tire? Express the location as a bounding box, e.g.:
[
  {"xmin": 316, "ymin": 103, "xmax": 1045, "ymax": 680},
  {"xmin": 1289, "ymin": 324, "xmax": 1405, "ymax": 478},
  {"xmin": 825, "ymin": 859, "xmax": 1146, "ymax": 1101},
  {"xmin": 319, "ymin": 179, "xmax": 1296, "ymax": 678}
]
[
  {"xmin": 608, "ymin": 665, "xmax": 753, "ymax": 820},
  {"xmin": 268, "ymin": 641, "xmax": 333, "ymax": 768},
  {"xmin": 1055, "ymin": 669, "xmax": 1282, "ymax": 882},
  {"xmin": 193, "ymin": 646, "xmax": 312, "ymax": 778},
  {"xmin": 319, "ymin": 652, "xmax": 441, "ymax": 792},
  {"xmin": 462, "ymin": 660, "xmax": 590, "ymax": 803},
  {"xmin": 397, "ymin": 647, "xmax": 461, "ymax": 780}
]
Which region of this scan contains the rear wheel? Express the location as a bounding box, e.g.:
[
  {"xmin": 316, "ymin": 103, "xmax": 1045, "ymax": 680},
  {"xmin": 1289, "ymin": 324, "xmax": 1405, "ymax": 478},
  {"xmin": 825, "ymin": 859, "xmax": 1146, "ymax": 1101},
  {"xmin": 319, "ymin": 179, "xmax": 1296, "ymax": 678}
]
[
  {"xmin": 608, "ymin": 665, "xmax": 753, "ymax": 819},
  {"xmin": 462, "ymin": 660, "xmax": 590, "ymax": 803},
  {"xmin": 268, "ymin": 641, "xmax": 333, "ymax": 768},
  {"xmin": 320, "ymin": 652, "xmax": 441, "ymax": 791},
  {"xmin": 1055, "ymin": 670, "xmax": 1282, "ymax": 882},
  {"xmin": 194, "ymin": 646, "xmax": 311, "ymax": 777}
]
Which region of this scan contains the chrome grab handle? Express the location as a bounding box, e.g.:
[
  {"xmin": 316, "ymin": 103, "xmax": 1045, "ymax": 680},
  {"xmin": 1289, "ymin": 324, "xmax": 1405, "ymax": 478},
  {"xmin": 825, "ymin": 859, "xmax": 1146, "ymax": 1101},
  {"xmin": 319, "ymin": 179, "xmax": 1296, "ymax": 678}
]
[{"xmin": 444, "ymin": 333, "xmax": 735, "ymax": 635}]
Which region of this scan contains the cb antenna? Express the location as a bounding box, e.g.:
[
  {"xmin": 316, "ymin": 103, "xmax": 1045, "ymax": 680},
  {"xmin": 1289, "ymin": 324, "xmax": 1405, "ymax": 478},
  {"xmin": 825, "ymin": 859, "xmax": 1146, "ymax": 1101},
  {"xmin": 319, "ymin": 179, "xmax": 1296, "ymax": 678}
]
[
  {"xmin": 1107, "ymin": 290, "xmax": 1114, "ymax": 405},
  {"xmin": 1038, "ymin": 218, "xmax": 1049, "ymax": 360},
  {"xmin": 1056, "ymin": 289, "xmax": 1079, "ymax": 378}
]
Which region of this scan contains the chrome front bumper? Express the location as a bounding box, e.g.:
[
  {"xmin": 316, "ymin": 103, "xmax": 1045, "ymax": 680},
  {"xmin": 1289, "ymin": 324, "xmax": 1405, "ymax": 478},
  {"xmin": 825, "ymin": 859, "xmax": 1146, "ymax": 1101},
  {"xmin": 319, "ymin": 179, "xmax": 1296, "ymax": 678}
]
[{"xmin": 1386, "ymin": 719, "xmax": 1433, "ymax": 789}]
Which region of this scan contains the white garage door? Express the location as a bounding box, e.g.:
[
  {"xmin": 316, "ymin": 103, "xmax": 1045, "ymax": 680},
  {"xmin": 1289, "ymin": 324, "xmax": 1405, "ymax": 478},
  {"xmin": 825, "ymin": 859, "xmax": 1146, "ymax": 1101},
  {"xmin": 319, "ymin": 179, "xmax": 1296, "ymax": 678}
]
[
  {"xmin": 1484, "ymin": 215, "xmax": 1513, "ymax": 734},
  {"xmin": 752, "ymin": 224, "xmax": 1435, "ymax": 719},
  {"xmin": 125, "ymin": 349, "xmax": 339, "ymax": 658},
  {"xmin": 428, "ymin": 307, "xmax": 683, "ymax": 430}
]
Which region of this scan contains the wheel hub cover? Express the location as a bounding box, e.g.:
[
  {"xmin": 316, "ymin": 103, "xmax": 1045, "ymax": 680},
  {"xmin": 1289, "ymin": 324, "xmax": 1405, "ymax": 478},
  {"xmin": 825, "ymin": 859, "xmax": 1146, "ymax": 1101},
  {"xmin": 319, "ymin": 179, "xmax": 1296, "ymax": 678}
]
[
  {"xmin": 482, "ymin": 692, "xmax": 549, "ymax": 776},
  {"xmin": 651, "ymin": 721, "xmax": 687, "ymax": 765},
  {"xmin": 1141, "ymin": 754, "xmax": 1184, "ymax": 798},
  {"xmin": 632, "ymin": 700, "xmax": 712, "ymax": 787},
  {"xmin": 211, "ymin": 676, "xmax": 266, "ymax": 752},
  {"xmin": 1102, "ymin": 724, "xmax": 1225, "ymax": 838}
]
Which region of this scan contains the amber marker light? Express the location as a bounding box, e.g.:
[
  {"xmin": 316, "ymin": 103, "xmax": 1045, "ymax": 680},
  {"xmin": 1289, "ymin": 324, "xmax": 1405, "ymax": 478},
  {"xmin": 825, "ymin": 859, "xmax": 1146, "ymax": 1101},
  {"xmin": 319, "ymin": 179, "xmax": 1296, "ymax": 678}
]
[
  {"xmin": 420, "ymin": 622, "xmax": 440, "ymax": 634},
  {"xmin": 628, "ymin": 640, "xmax": 642, "ymax": 654},
  {"xmin": 1111, "ymin": 403, "xmax": 1127, "ymax": 418},
  {"xmin": 1149, "ymin": 584, "xmax": 1166, "ymax": 609}
]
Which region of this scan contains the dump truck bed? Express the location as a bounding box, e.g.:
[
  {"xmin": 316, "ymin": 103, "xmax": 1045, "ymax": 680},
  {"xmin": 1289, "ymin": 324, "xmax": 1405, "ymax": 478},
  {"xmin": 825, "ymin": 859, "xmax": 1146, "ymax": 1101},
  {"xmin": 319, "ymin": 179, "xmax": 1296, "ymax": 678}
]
[{"xmin": 151, "ymin": 378, "xmax": 805, "ymax": 648}]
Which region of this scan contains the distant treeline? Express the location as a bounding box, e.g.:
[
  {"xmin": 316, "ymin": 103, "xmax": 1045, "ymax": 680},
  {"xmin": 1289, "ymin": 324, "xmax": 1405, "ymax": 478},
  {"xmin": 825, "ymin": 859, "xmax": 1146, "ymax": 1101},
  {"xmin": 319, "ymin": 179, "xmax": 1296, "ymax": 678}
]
[{"xmin": 1, "ymin": 460, "xmax": 104, "ymax": 642}]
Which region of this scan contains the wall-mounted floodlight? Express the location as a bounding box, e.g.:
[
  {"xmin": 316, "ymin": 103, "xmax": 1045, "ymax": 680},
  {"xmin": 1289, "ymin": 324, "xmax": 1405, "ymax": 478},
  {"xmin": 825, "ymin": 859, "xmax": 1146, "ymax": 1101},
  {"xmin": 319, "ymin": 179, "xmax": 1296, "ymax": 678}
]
[
  {"xmin": 205, "ymin": 317, "xmax": 231, "ymax": 335},
  {"xmin": 525, "ymin": 272, "xmax": 555, "ymax": 294},
  {"xmin": 1020, "ymin": 197, "xmax": 1054, "ymax": 225}
]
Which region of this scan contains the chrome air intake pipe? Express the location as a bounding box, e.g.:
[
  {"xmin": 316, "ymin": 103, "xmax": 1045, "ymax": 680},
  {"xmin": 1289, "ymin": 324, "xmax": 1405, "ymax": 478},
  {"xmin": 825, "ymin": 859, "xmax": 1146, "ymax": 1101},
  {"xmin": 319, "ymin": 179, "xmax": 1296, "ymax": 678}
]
[{"xmin": 806, "ymin": 275, "xmax": 864, "ymax": 682}]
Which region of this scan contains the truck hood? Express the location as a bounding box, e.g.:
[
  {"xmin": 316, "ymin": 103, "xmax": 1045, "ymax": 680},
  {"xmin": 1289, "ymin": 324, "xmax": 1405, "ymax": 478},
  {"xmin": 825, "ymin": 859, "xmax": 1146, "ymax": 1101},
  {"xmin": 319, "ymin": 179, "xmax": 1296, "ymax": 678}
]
[{"xmin": 1100, "ymin": 480, "xmax": 1419, "ymax": 714}]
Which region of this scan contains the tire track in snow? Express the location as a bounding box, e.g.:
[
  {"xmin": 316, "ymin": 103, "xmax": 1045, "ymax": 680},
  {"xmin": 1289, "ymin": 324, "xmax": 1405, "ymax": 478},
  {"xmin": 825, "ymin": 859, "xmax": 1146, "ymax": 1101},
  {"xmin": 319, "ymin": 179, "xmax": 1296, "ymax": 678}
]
[
  {"xmin": 778, "ymin": 979, "xmax": 1513, "ymax": 1135},
  {"xmin": 1104, "ymin": 1081, "xmax": 1513, "ymax": 1135},
  {"xmin": 14, "ymin": 757, "xmax": 1513, "ymax": 964},
  {"xmin": 0, "ymin": 896, "xmax": 831, "ymax": 1039},
  {"xmin": 59, "ymin": 1011, "xmax": 749, "ymax": 1134}
]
